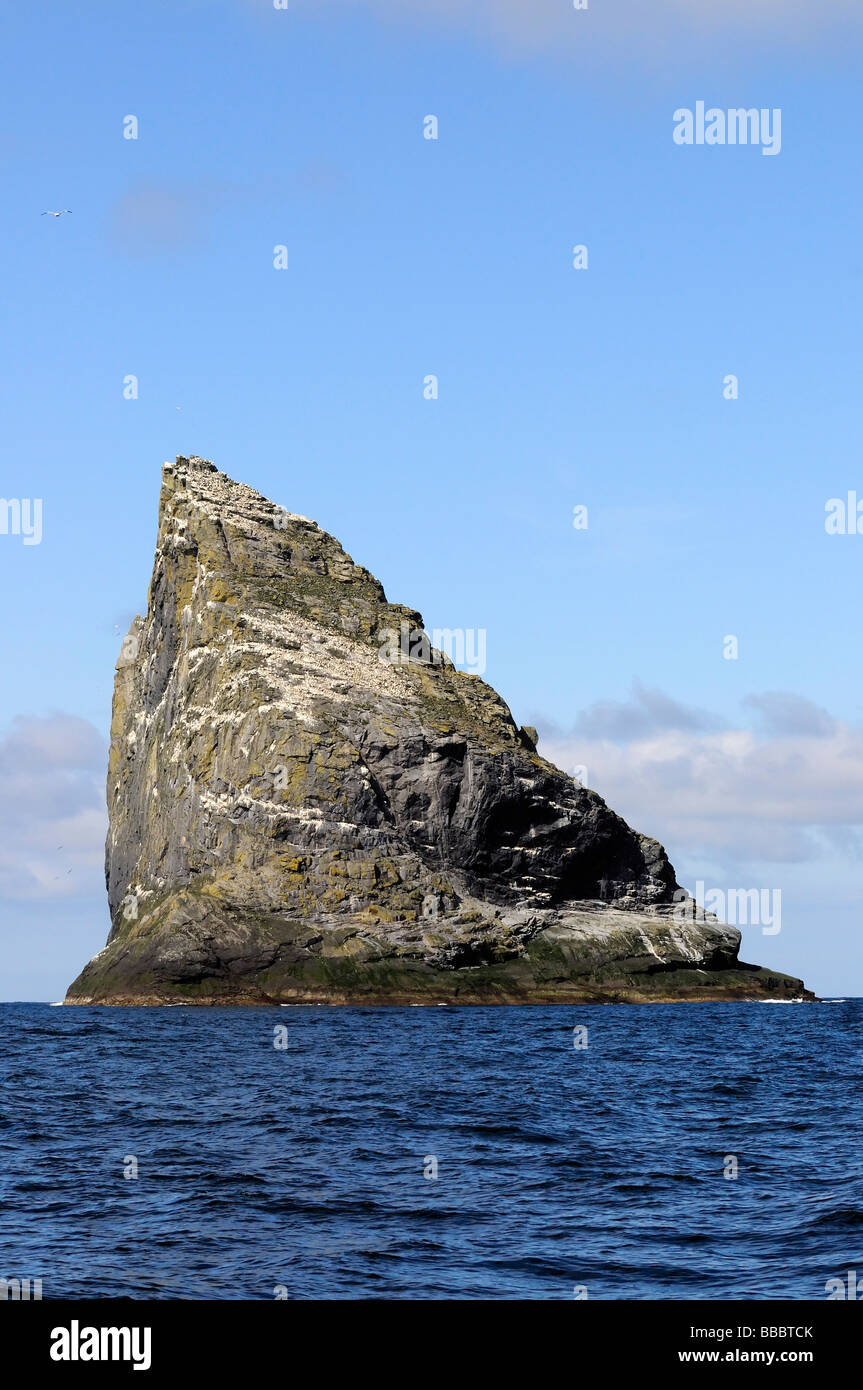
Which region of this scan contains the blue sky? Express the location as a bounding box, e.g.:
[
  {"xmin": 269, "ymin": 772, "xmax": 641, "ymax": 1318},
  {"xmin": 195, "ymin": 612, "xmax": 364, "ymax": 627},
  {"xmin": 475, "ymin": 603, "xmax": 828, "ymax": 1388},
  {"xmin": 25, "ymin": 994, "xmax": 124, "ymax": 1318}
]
[{"xmin": 2, "ymin": 0, "xmax": 862, "ymax": 998}]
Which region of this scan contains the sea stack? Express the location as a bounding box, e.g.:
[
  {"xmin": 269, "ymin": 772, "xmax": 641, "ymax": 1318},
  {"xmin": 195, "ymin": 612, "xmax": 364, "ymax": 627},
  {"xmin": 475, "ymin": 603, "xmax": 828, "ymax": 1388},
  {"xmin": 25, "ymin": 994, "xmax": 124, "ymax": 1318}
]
[{"xmin": 65, "ymin": 457, "xmax": 810, "ymax": 1004}]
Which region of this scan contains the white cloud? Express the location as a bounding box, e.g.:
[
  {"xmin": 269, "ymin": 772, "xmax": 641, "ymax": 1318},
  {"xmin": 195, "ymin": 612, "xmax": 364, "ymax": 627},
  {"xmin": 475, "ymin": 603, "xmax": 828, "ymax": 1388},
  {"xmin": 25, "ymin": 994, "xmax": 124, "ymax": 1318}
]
[
  {"xmin": 0, "ymin": 715, "xmax": 107, "ymax": 900},
  {"xmin": 4, "ymin": 693, "xmax": 861, "ymax": 898},
  {"xmin": 539, "ymin": 691, "xmax": 863, "ymax": 866}
]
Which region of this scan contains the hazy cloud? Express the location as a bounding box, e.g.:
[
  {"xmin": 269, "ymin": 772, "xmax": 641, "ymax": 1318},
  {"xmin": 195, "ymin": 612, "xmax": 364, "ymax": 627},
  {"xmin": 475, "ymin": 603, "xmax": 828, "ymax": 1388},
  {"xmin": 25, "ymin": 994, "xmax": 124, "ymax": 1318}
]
[
  {"xmin": 299, "ymin": 0, "xmax": 863, "ymax": 59},
  {"xmin": 107, "ymin": 182, "xmax": 248, "ymax": 256},
  {"xmin": 295, "ymin": 159, "xmax": 349, "ymax": 198},
  {"xmin": 574, "ymin": 679, "xmax": 723, "ymax": 741},
  {"xmin": 743, "ymin": 691, "xmax": 837, "ymax": 738},
  {"xmin": 0, "ymin": 715, "xmax": 107, "ymax": 899}
]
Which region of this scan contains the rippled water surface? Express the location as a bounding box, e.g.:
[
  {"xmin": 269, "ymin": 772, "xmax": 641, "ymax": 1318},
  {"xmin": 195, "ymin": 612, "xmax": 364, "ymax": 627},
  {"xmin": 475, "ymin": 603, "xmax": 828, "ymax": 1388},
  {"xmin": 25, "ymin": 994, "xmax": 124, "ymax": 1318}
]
[{"xmin": 1, "ymin": 1000, "xmax": 860, "ymax": 1299}]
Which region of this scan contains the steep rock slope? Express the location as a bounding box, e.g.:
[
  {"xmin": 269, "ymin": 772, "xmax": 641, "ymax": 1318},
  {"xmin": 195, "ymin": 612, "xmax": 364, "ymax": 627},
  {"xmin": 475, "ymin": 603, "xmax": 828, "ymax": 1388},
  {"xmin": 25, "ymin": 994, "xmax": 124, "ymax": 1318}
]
[{"xmin": 66, "ymin": 458, "xmax": 810, "ymax": 1004}]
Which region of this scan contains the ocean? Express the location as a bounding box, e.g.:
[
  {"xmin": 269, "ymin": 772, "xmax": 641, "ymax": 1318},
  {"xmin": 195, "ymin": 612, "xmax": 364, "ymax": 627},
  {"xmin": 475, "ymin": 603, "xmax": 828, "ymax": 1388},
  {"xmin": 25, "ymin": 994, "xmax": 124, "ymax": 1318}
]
[{"xmin": 1, "ymin": 999, "xmax": 859, "ymax": 1300}]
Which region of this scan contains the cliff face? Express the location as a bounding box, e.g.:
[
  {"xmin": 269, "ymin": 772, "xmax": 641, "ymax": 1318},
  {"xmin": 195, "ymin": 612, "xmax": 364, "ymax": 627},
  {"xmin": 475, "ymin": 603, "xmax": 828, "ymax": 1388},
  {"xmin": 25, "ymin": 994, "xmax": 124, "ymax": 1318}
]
[{"xmin": 66, "ymin": 457, "xmax": 809, "ymax": 1004}]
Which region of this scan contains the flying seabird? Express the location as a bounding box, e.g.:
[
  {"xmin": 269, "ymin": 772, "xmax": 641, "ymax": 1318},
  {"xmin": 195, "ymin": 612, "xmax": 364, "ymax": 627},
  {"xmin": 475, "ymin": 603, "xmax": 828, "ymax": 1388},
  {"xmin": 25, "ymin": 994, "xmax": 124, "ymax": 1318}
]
[{"xmin": 42, "ymin": 210, "xmax": 72, "ymax": 218}]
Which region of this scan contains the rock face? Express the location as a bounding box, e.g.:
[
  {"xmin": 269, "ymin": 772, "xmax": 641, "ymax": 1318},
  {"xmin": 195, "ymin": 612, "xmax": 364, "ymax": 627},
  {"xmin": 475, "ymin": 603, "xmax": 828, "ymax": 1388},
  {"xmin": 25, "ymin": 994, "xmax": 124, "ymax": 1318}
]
[{"xmin": 66, "ymin": 457, "xmax": 810, "ymax": 1004}]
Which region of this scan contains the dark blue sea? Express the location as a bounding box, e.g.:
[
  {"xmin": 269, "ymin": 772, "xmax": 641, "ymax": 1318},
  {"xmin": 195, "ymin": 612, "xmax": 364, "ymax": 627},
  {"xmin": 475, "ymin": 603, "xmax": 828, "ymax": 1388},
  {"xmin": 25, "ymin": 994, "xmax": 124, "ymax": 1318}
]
[{"xmin": 1, "ymin": 1000, "xmax": 860, "ymax": 1300}]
